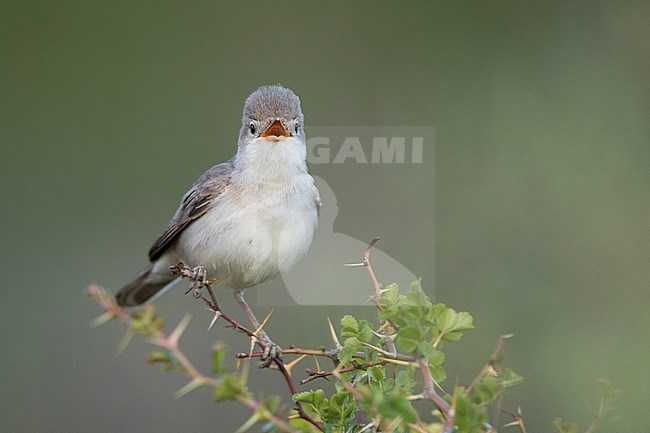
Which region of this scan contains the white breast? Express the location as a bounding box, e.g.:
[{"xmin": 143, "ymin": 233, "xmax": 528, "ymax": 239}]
[{"xmin": 174, "ymin": 138, "xmax": 318, "ymax": 290}]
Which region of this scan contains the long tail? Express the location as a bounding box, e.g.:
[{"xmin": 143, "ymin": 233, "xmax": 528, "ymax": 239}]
[{"xmin": 115, "ymin": 264, "xmax": 174, "ymax": 306}]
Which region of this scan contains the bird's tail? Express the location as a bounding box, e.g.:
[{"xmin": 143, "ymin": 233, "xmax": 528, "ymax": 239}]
[{"xmin": 115, "ymin": 264, "xmax": 174, "ymax": 306}]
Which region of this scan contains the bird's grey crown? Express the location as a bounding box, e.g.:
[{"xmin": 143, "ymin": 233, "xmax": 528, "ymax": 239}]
[{"xmin": 242, "ymin": 85, "xmax": 303, "ymax": 124}]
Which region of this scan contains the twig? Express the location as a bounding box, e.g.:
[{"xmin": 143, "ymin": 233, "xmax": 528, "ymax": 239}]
[
  {"xmin": 173, "ymin": 267, "xmax": 323, "ymax": 431},
  {"xmin": 466, "ymin": 334, "xmax": 512, "ymax": 395},
  {"xmin": 501, "ymin": 407, "xmax": 527, "ymax": 433},
  {"xmin": 418, "ymin": 359, "xmax": 451, "ymax": 414},
  {"xmin": 237, "ymin": 347, "xmax": 339, "ymax": 360},
  {"xmin": 363, "ymin": 237, "xmax": 383, "ymax": 307},
  {"xmin": 85, "ymin": 285, "xmax": 298, "ymax": 433},
  {"xmin": 300, "ymin": 360, "xmax": 386, "ymax": 385}
]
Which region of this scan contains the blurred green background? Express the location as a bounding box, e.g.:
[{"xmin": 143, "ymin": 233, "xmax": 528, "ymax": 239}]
[{"xmin": 2, "ymin": 1, "xmax": 649, "ymax": 432}]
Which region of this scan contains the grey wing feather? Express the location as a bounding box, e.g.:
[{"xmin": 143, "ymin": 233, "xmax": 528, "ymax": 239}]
[
  {"xmin": 313, "ymin": 184, "xmax": 322, "ymax": 218},
  {"xmin": 148, "ymin": 160, "xmax": 234, "ymax": 261}
]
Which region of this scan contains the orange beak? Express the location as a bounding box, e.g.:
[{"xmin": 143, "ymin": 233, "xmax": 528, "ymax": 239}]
[{"xmin": 260, "ymin": 120, "xmax": 290, "ymax": 138}]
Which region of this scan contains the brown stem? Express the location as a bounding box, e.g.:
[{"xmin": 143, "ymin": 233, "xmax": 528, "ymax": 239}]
[
  {"xmin": 237, "ymin": 348, "xmax": 339, "ymax": 359},
  {"xmin": 85, "ymin": 285, "xmax": 298, "ymax": 433},
  {"xmin": 418, "ymin": 359, "xmax": 451, "ymax": 414},
  {"xmin": 300, "ymin": 360, "xmax": 386, "ymax": 385},
  {"xmin": 466, "ymin": 334, "xmax": 509, "ymax": 395},
  {"xmin": 363, "ymin": 237, "xmax": 383, "ymax": 309},
  {"xmin": 190, "ymin": 280, "xmax": 323, "ymax": 431}
]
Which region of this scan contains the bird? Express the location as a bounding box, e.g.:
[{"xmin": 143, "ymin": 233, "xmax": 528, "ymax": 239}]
[{"xmin": 115, "ymin": 84, "xmax": 321, "ymax": 360}]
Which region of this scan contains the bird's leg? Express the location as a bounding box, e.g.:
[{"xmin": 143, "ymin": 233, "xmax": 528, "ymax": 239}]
[{"xmin": 234, "ymin": 290, "xmax": 282, "ymax": 367}]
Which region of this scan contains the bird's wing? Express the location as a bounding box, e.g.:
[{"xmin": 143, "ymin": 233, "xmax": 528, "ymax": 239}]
[
  {"xmin": 313, "ymin": 184, "xmax": 322, "ymax": 218},
  {"xmin": 148, "ymin": 160, "xmax": 235, "ymax": 261}
]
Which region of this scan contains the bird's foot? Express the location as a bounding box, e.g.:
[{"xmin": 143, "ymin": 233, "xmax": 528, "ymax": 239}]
[
  {"xmin": 187, "ymin": 265, "xmax": 207, "ymax": 299},
  {"xmin": 169, "ymin": 262, "xmax": 208, "ymax": 299},
  {"xmin": 259, "ymin": 336, "xmax": 283, "ymax": 368}
]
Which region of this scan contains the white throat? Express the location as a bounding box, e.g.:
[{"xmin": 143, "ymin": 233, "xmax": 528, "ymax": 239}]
[{"xmin": 232, "ymin": 137, "xmax": 308, "ymax": 187}]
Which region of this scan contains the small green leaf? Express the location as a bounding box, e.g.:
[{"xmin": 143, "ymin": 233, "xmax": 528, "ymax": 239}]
[
  {"xmin": 338, "ymin": 337, "xmax": 362, "ymax": 365},
  {"xmin": 379, "ymin": 283, "xmax": 401, "ymax": 308},
  {"xmin": 147, "ymin": 350, "xmax": 172, "ymax": 365},
  {"xmin": 471, "ymin": 375, "xmax": 501, "ymax": 405},
  {"xmin": 395, "ymin": 326, "xmax": 422, "ymax": 353},
  {"xmin": 211, "ymin": 342, "xmax": 227, "ymax": 376},
  {"xmin": 418, "ymin": 342, "xmax": 445, "ymax": 365},
  {"xmin": 214, "ymin": 374, "xmax": 249, "ymax": 402},
  {"xmin": 341, "ymin": 315, "xmax": 359, "ymax": 338},
  {"xmin": 502, "ymin": 368, "xmax": 524, "ymax": 388},
  {"xmin": 294, "ymin": 389, "xmax": 325, "ymax": 408},
  {"xmin": 358, "ymin": 320, "xmax": 373, "ymax": 343},
  {"xmin": 404, "ymin": 283, "xmax": 432, "ymax": 307},
  {"xmin": 395, "ymin": 368, "xmax": 414, "ymax": 390},
  {"xmin": 430, "ymin": 364, "xmax": 447, "ymax": 382}
]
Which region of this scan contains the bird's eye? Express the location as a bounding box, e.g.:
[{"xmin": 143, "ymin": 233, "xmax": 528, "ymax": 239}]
[
  {"xmin": 294, "ymin": 124, "xmax": 300, "ymax": 134},
  {"xmin": 249, "ymin": 123, "xmax": 256, "ymax": 135}
]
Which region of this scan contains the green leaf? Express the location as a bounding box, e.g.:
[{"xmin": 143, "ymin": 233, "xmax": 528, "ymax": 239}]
[
  {"xmin": 338, "ymin": 337, "xmax": 362, "ymax": 365},
  {"xmin": 211, "ymin": 342, "xmax": 227, "ymax": 377},
  {"xmin": 147, "ymin": 349, "xmax": 170, "ymax": 363},
  {"xmin": 214, "ymin": 374, "xmax": 249, "ymax": 402},
  {"xmin": 454, "ymin": 393, "xmax": 488, "ymax": 433},
  {"xmin": 418, "ymin": 342, "xmax": 445, "ymax": 365},
  {"xmin": 394, "ymin": 366, "xmax": 415, "ymax": 393},
  {"xmin": 341, "ymin": 315, "xmax": 359, "ymax": 338},
  {"xmin": 395, "ymin": 326, "xmax": 422, "ymax": 353},
  {"xmin": 379, "ymin": 283, "xmax": 401, "ymax": 308},
  {"xmin": 294, "ymin": 389, "xmax": 325, "ymax": 408},
  {"xmin": 430, "ymin": 364, "xmax": 447, "ymax": 383},
  {"xmin": 358, "ymin": 320, "xmax": 373, "ymax": 343},
  {"xmin": 502, "ymin": 368, "xmax": 524, "ymax": 388},
  {"xmin": 471, "ymin": 375, "xmax": 500, "ymax": 405},
  {"xmin": 404, "ymin": 282, "xmax": 432, "ymax": 307},
  {"xmin": 368, "ymin": 365, "xmax": 385, "ymax": 383}
]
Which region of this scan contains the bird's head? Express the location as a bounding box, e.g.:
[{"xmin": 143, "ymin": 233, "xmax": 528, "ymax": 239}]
[{"xmin": 239, "ymin": 85, "xmax": 304, "ymax": 145}]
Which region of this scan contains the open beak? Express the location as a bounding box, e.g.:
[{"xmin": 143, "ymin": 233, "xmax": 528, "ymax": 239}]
[{"xmin": 260, "ymin": 119, "xmax": 290, "ymax": 139}]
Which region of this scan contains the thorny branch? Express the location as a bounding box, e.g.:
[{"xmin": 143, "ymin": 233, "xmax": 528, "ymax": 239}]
[
  {"xmin": 352, "ymin": 238, "xmax": 454, "ymax": 422},
  {"xmin": 169, "ymin": 263, "xmax": 323, "ymax": 432},
  {"xmin": 88, "ymin": 237, "xmax": 528, "ymax": 432},
  {"xmin": 85, "ymin": 284, "xmax": 298, "ymax": 433}
]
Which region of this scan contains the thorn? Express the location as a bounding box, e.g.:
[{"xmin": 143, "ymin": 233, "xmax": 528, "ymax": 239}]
[
  {"xmin": 313, "ymin": 355, "xmax": 322, "ymax": 373},
  {"xmin": 256, "ymin": 309, "xmax": 274, "ymax": 335},
  {"xmin": 358, "ymin": 421, "xmax": 379, "ymax": 433},
  {"xmin": 327, "ymin": 317, "xmax": 342, "ymax": 349},
  {"xmin": 91, "ymin": 311, "xmax": 114, "ymax": 327},
  {"xmin": 377, "ymin": 357, "xmax": 413, "ymax": 366},
  {"xmin": 248, "ymin": 309, "xmax": 273, "ymax": 355},
  {"xmin": 169, "ymin": 313, "xmax": 192, "ymax": 346},
  {"xmin": 234, "ymin": 412, "xmax": 260, "ymax": 433},
  {"xmin": 359, "ymin": 341, "xmax": 394, "ymax": 357},
  {"xmin": 117, "ymin": 330, "xmax": 135, "ymax": 353},
  {"xmin": 247, "ymin": 334, "xmax": 259, "ymax": 359},
  {"xmin": 207, "ymin": 310, "xmax": 221, "ymax": 332},
  {"xmin": 144, "ymin": 337, "xmax": 166, "ymax": 347},
  {"xmin": 407, "ymin": 393, "xmax": 425, "ymax": 401},
  {"xmin": 271, "ymin": 354, "xmax": 306, "ymax": 377},
  {"xmin": 343, "ymin": 262, "xmax": 365, "ymax": 267},
  {"xmin": 450, "ymin": 377, "xmax": 459, "ymax": 413},
  {"xmin": 175, "ymin": 378, "xmax": 204, "ymax": 398}
]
